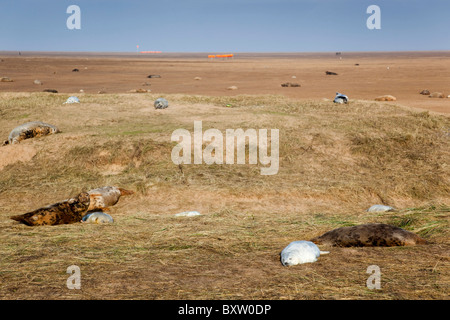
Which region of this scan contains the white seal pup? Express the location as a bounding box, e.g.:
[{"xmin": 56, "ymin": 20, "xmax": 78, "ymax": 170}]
[
  {"xmin": 366, "ymin": 204, "xmax": 395, "ymax": 212},
  {"xmin": 174, "ymin": 211, "xmax": 201, "ymax": 217},
  {"xmin": 333, "ymin": 92, "xmax": 348, "ymax": 104},
  {"xmin": 280, "ymin": 240, "xmax": 330, "ymax": 266},
  {"xmin": 63, "ymin": 96, "xmax": 80, "ymax": 104},
  {"xmin": 82, "ymin": 211, "xmax": 114, "ymax": 224},
  {"xmin": 154, "ymin": 98, "xmax": 169, "ymax": 109}
]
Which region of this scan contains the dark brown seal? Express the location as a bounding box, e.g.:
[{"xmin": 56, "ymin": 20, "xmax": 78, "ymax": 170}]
[
  {"xmin": 10, "ymin": 192, "xmax": 90, "ymax": 226},
  {"xmin": 310, "ymin": 223, "xmax": 428, "ymax": 247},
  {"xmin": 281, "ymin": 82, "xmax": 301, "ymax": 87}
]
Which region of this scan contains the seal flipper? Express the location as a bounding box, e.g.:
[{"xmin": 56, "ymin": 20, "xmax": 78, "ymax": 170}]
[{"xmin": 10, "ymin": 212, "xmax": 37, "ymax": 226}]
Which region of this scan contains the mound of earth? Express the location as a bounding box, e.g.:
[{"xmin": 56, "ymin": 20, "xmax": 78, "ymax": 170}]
[{"xmin": 0, "ymin": 144, "xmax": 37, "ymax": 170}]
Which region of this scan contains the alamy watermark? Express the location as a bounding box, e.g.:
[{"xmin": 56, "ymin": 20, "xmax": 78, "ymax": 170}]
[
  {"xmin": 367, "ymin": 5, "xmax": 381, "ymax": 30},
  {"xmin": 66, "ymin": 265, "xmax": 81, "ymax": 289},
  {"xmin": 366, "ymin": 265, "xmax": 381, "ymax": 289},
  {"xmin": 65, "ymin": 5, "xmax": 380, "ymax": 31},
  {"xmin": 171, "ymin": 121, "xmax": 279, "ymax": 175},
  {"xmin": 66, "ymin": 5, "xmax": 81, "ymax": 30}
]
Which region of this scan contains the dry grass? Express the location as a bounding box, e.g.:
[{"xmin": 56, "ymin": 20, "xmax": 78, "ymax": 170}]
[{"xmin": 0, "ymin": 92, "xmax": 449, "ymax": 300}]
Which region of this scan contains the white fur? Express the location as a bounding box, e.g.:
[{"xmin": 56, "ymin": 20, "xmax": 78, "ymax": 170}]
[
  {"xmin": 82, "ymin": 211, "xmax": 114, "ymax": 224},
  {"xmin": 63, "ymin": 96, "xmax": 80, "ymax": 104},
  {"xmin": 281, "ymin": 241, "xmax": 329, "ymax": 266},
  {"xmin": 366, "ymin": 204, "xmax": 395, "ymax": 212},
  {"xmin": 174, "ymin": 211, "xmax": 201, "ymax": 217}
]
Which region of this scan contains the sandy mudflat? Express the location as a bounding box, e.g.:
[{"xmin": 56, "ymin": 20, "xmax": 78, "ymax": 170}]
[{"xmin": 0, "ymin": 51, "xmax": 449, "ymax": 114}]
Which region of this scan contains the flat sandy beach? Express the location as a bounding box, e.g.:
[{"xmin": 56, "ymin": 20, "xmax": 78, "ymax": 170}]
[{"xmin": 1, "ymin": 51, "xmax": 449, "ymax": 114}]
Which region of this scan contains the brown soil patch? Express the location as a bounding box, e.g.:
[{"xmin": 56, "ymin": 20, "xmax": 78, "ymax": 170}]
[{"xmin": 0, "ymin": 144, "xmax": 36, "ymax": 170}]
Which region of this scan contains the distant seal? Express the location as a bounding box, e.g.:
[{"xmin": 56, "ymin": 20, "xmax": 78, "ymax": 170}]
[
  {"xmin": 311, "ymin": 223, "xmax": 428, "ymax": 247},
  {"xmin": 366, "ymin": 205, "xmax": 395, "ymax": 212},
  {"xmin": 281, "ymin": 82, "xmax": 301, "ymax": 87},
  {"xmin": 63, "ymin": 96, "xmax": 80, "ymax": 104},
  {"xmin": 154, "ymin": 98, "xmax": 169, "ymax": 109},
  {"xmin": 87, "ymin": 186, "xmax": 134, "ymax": 211},
  {"xmin": 3, "ymin": 121, "xmax": 60, "ymax": 145},
  {"xmin": 174, "ymin": 211, "xmax": 201, "ymax": 217},
  {"xmin": 429, "ymin": 92, "xmax": 445, "ymax": 98},
  {"xmin": 280, "ymin": 241, "xmax": 329, "ymax": 266},
  {"xmin": 10, "ymin": 192, "xmax": 90, "ymax": 226},
  {"xmin": 334, "ymin": 92, "xmax": 348, "ymax": 104},
  {"xmin": 81, "ymin": 211, "xmax": 114, "ymax": 224}
]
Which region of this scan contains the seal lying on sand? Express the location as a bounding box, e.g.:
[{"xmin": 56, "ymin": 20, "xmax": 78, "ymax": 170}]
[
  {"xmin": 310, "ymin": 223, "xmax": 427, "ymax": 247},
  {"xmin": 81, "ymin": 211, "xmax": 114, "ymax": 224},
  {"xmin": 87, "ymin": 186, "xmax": 134, "ymax": 211},
  {"xmin": 10, "ymin": 193, "xmax": 90, "ymax": 226},
  {"xmin": 3, "ymin": 121, "xmax": 60, "ymax": 145},
  {"xmin": 280, "ymin": 240, "xmax": 329, "ymax": 266},
  {"xmin": 281, "ymin": 82, "xmax": 301, "ymax": 87}
]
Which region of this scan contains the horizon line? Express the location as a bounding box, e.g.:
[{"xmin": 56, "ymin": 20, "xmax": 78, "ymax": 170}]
[{"xmin": 1, "ymin": 49, "xmax": 450, "ymax": 56}]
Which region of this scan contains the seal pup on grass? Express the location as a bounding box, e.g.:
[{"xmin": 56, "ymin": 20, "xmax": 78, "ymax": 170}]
[
  {"xmin": 10, "ymin": 193, "xmax": 90, "ymax": 226},
  {"xmin": 310, "ymin": 223, "xmax": 427, "ymax": 247},
  {"xmin": 280, "ymin": 241, "xmax": 330, "ymax": 266},
  {"xmin": 81, "ymin": 211, "xmax": 114, "ymax": 224},
  {"xmin": 366, "ymin": 205, "xmax": 395, "ymax": 212},
  {"xmin": 3, "ymin": 121, "xmax": 60, "ymax": 145},
  {"xmin": 333, "ymin": 92, "xmax": 348, "ymax": 104},
  {"xmin": 87, "ymin": 186, "xmax": 134, "ymax": 211}
]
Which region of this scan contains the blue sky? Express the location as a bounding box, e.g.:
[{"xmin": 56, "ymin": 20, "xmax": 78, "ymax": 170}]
[{"xmin": 1, "ymin": 0, "xmax": 449, "ymax": 52}]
